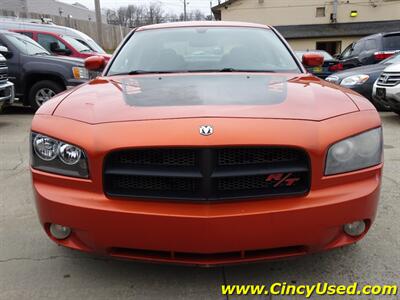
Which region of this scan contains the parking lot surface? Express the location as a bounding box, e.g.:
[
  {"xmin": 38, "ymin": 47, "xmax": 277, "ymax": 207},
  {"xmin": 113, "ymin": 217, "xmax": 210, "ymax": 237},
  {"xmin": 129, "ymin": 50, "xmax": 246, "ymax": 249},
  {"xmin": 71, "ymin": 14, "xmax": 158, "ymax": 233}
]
[{"xmin": 0, "ymin": 107, "xmax": 399, "ymax": 300}]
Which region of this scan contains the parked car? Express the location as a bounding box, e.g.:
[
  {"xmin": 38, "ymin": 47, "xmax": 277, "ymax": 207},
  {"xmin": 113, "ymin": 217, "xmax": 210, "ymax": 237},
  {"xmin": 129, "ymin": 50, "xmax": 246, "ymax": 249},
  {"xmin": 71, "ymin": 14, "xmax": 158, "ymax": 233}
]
[
  {"xmin": 30, "ymin": 22, "xmax": 383, "ymax": 266},
  {"xmin": 336, "ymin": 32, "xmax": 400, "ymax": 70},
  {"xmin": 0, "ymin": 49, "xmax": 14, "ymax": 110},
  {"xmin": 0, "ymin": 30, "xmax": 91, "ymax": 110},
  {"xmin": 326, "ymin": 52, "xmax": 400, "ymax": 110},
  {"xmin": 11, "ymin": 30, "xmax": 111, "ymax": 62},
  {"xmin": 0, "ymin": 20, "xmax": 107, "ymax": 56},
  {"xmin": 373, "ymin": 63, "xmax": 400, "ymax": 115},
  {"xmin": 295, "ymin": 50, "xmax": 341, "ymax": 79}
]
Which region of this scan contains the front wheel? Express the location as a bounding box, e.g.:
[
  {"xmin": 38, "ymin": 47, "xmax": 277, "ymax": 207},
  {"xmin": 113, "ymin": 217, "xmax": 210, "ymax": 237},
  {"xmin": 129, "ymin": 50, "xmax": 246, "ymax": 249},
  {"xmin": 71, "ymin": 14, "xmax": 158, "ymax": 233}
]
[
  {"xmin": 28, "ymin": 80, "xmax": 64, "ymax": 111},
  {"xmin": 394, "ymin": 110, "xmax": 400, "ymax": 116}
]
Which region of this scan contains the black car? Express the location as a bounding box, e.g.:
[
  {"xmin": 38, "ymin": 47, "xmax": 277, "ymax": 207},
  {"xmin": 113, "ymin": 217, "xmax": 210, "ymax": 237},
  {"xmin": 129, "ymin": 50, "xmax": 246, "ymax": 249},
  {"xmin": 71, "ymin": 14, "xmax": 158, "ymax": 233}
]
[
  {"xmin": 0, "ymin": 30, "xmax": 91, "ymax": 110},
  {"xmin": 295, "ymin": 50, "xmax": 340, "ymax": 79},
  {"xmin": 326, "ymin": 52, "xmax": 400, "ymax": 110},
  {"xmin": 337, "ymin": 32, "xmax": 400, "ymax": 70}
]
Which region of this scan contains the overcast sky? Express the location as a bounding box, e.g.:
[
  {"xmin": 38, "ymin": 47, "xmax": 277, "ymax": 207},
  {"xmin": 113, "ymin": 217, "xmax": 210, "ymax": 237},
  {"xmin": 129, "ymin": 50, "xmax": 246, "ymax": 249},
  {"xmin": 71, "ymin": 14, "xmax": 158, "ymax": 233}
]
[{"xmin": 58, "ymin": 0, "xmax": 217, "ymax": 14}]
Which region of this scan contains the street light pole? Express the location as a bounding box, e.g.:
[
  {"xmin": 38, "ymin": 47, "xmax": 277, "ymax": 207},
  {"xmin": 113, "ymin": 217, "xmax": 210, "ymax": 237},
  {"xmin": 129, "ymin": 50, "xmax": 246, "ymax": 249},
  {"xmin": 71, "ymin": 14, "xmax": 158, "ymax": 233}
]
[
  {"xmin": 184, "ymin": 0, "xmax": 187, "ymax": 21},
  {"xmin": 94, "ymin": 0, "xmax": 103, "ymax": 47}
]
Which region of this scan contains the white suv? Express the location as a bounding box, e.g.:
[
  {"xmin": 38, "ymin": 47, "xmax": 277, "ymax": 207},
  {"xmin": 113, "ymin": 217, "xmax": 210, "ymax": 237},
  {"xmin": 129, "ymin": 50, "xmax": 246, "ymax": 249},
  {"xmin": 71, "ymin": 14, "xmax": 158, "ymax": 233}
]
[{"xmin": 373, "ymin": 63, "xmax": 400, "ymax": 115}]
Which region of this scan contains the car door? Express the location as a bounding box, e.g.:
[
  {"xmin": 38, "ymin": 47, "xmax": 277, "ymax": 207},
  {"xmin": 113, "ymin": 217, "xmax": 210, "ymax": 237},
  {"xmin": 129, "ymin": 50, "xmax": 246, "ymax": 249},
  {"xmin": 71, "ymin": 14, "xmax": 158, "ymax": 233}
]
[
  {"xmin": 37, "ymin": 33, "xmax": 72, "ymax": 56},
  {"xmin": 340, "ymin": 41, "xmax": 365, "ymax": 69},
  {"xmin": 359, "ymin": 38, "xmax": 378, "ymax": 65},
  {"xmin": 0, "ymin": 35, "xmax": 21, "ymax": 95}
]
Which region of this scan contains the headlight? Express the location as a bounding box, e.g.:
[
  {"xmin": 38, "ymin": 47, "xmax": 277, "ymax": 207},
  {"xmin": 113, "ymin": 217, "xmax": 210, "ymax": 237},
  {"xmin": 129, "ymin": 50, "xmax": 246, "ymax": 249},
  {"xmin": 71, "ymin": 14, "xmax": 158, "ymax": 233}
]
[
  {"xmin": 31, "ymin": 132, "xmax": 89, "ymax": 178},
  {"xmin": 325, "ymin": 76, "xmax": 340, "ymax": 84},
  {"xmin": 325, "ymin": 128, "xmax": 382, "ymax": 175},
  {"xmin": 72, "ymin": 67, "xmax": 89, "ymax": 80},
  {"xmin": 340, "ymin": 74, "xmax": 369, "ymax": 86}
]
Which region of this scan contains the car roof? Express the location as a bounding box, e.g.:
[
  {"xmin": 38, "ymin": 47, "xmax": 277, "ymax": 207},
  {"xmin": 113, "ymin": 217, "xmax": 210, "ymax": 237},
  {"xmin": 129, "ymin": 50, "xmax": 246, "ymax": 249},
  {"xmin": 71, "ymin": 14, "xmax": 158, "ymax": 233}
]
[
  {"xmin": 136, "ymin": 21, "xmax": 271, "ymax": 32},
  {"xmin": 0, "ymin": 29, "xmax": 19, "ymax": 35},
  {"xmin": 13, "ymin": 29, "xmax": 61, "ymax": 36},
  {"xmin": 360, "ymin": 31, "xmax": 400, "ymax": 40}
]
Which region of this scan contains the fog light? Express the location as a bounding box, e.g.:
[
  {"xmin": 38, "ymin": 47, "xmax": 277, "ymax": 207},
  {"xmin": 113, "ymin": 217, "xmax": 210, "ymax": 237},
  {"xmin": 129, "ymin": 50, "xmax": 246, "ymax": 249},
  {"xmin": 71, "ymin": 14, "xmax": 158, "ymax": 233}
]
[
  {"xmin": 49, "ymin": 224, "xmax": 71, "ymax": 240},
  {"xmin": 343, "ymin": 221, "xmax": 366, "ymax": 237}
]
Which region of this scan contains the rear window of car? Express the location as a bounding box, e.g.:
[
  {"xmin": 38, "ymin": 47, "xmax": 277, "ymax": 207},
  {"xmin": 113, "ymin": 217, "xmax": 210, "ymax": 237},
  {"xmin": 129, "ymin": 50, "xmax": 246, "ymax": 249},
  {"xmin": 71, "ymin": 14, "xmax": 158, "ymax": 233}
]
[
  {"xmin": 383, "ymin": 34, "xmax": 400, "ymax": 50},
  {"xmin": 107, "ymin": 27, "xmax": 301, "ymax": 75}
]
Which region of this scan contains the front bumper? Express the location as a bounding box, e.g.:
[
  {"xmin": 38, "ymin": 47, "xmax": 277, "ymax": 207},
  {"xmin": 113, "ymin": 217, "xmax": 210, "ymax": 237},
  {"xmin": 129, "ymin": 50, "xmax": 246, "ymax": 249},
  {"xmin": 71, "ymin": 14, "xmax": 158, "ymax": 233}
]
[
  {"xmin": 66, "ymin": 78, "xmax": 88, "ymax": 89},
  {"xmin": 33, "ymin": 166, "xmax": 380, "ymax": 266},
  {"xmin": 0, "ymin": 81, "xmax": 14, "ymax": 105},
  {"xmin": 373, "ymin": 82, "xmax": 400, "ymax": 111}
]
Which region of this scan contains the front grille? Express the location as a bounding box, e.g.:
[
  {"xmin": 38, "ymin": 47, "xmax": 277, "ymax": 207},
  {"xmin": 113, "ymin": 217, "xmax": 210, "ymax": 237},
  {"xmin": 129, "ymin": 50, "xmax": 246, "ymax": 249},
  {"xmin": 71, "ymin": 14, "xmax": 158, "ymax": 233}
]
[
  {"xmin": 104, "ymin": 147, "xmax": 310, "ymax": 201},
  {"xmin": 377, "ymin": 72, "xmax": 400, "ymax": 87},
  {"xmin": 0, "ymin": 63, "xmax": 8, "ymax": 84}
]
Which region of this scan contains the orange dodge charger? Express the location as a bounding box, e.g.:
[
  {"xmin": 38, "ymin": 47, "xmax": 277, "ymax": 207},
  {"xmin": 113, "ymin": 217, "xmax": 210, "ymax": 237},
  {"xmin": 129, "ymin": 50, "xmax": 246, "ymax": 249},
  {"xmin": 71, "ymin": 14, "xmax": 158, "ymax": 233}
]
[{"xmin": 31, "ymin": 22, "xmax": 383, "ymax": 266}]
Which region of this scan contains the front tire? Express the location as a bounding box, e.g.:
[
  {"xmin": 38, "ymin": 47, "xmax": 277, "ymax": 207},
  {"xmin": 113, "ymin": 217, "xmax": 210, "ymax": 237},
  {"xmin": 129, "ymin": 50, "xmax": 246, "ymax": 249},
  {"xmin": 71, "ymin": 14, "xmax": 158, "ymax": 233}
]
[{"xmin": 28, "ymin": 80, "xmax": 64, "ymax": 111}]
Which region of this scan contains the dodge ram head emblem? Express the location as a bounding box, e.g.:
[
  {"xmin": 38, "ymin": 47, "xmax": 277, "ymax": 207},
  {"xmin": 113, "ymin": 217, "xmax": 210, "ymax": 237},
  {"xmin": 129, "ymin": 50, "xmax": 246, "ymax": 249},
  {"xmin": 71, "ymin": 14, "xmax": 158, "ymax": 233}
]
[{"xmin": 199, "ymin": 125, "xmax": 213, "ymax": 136}]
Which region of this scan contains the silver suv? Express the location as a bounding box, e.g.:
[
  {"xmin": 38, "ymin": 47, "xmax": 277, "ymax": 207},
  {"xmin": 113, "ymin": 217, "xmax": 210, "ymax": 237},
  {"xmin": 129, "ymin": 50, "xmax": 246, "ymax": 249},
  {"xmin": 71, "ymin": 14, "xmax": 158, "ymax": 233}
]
[{"xmin": 373, "ymin": 63, "xmax": 400, "ymax": 115}]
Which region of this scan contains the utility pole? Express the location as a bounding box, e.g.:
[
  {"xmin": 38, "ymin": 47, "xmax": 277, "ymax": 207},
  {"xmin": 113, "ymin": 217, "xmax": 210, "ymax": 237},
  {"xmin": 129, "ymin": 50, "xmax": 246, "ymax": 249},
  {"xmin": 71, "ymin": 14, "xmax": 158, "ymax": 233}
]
[
  {"xmin": 94, "ymin": 0, "xmax": 103, "ymax": 47},
  {"xmin": 183, "ymin": 0, "xmax": 187, "ymax": 21},
  {"xmin": 332, "ymin": 0, "xmax": 338, "ymax": 23}
]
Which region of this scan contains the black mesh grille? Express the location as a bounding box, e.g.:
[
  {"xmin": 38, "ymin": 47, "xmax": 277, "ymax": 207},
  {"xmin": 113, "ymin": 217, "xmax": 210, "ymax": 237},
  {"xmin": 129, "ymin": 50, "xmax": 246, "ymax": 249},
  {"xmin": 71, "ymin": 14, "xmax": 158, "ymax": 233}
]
[
  {"xmin": 114, "ymin": 149, "xmax": 196, "ymax": 167},
  {"xmin": 111, "ymin": 175, "xmax": 197, "ymax": 192},
  {"xmin": 218, "ymin": 148, "xmax": 300, "ymax": 166},
  {"xmin": 104, "ymin": 147, "xmax": 310, "ymax": 201}
]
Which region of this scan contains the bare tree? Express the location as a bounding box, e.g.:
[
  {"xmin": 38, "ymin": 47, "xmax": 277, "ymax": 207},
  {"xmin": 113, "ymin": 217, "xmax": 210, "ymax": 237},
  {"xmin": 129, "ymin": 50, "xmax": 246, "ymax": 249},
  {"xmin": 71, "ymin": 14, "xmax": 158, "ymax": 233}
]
[{"xmin": 106, "ymin": 2, "xmax": 209, "ymax": 27}]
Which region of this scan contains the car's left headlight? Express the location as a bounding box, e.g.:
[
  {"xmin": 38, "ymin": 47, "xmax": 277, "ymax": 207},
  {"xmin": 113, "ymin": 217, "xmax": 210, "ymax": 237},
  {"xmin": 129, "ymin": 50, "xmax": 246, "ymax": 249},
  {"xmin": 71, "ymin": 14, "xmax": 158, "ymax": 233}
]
[
  {"xmin": 325, "ymin": 75, "xmax": 340, "ymax": 84},
  {"xmin": 31, "ymin": 132, "xmax": 89, "ymax": 178},
  {"xmin": 72, "ymin": 66, "xmax": 89, "ymax": 80},
  {"xmin": 340, "ymin": 74, "xmax": 369, "ymax": 86},
  {"xmin": 325, "ymin": 128, "xmax": 383, "ymax": 175}
]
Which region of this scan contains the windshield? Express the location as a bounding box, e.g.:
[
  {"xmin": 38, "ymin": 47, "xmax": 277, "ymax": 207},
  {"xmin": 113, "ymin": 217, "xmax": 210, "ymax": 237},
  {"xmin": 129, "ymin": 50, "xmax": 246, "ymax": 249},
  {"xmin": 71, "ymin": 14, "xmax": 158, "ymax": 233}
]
[
  {"xmin": 107, "ymin": 27, "xmax": 301, "ymax": 75},
  {"xmin": 76, "ymin": 38, "xmax": 106, "ymax": 54},
  {"xmin": 381, "ymin": 52, "xmax": 400, "ymax": 64},
  {"xmin": 4, "ymin": 33, "xmax": 50, "ymax": 56},
  {"xmin": 62, "ymin": 35, "xmax": 92, "ymax": 53},
  {"xmin": 295, "ymin": 50, "xmax": 333, "ymax": 60}
]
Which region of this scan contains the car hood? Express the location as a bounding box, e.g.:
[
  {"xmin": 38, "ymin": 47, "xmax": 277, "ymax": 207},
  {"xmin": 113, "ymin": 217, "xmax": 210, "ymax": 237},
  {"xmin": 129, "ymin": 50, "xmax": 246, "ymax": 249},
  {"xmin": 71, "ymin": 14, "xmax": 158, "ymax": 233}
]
[
  {"xmin": 52, "ymin": 73, "xmax": 359, "ymax": 124},
  {"xmin": 333, "ymin": 63, "xmax": 388, "ymax": 79},
  {"xmin": 41, "ymin": 54, "xmax": 84, "ymax": 65},
  {"xmin": 383, "ymin": 63, "xmax": 400, "ymax": 72}
]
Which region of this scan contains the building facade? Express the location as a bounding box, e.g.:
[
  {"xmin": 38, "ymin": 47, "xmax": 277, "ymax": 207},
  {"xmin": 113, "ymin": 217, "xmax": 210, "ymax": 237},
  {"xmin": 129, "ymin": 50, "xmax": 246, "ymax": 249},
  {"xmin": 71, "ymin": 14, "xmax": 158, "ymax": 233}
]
[
  {"xmin": 0, "ymin": 0, "xmax": 106, "ymax": 23},
  {"xmin": 212, "ymin": 0, "xmax": 400, "ymax": 55}
]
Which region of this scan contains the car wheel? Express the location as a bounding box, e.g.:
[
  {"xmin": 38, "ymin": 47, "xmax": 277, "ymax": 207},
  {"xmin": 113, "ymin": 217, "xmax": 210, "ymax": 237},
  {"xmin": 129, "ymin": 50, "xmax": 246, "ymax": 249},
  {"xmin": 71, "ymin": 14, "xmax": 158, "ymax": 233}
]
[
  {"xmin": 29, "ymin": 80, "xmax": 64, "ymax": 111},
  {"xmin": 394, "ymin": 110, "xmax": 400, "ymax": 116}
]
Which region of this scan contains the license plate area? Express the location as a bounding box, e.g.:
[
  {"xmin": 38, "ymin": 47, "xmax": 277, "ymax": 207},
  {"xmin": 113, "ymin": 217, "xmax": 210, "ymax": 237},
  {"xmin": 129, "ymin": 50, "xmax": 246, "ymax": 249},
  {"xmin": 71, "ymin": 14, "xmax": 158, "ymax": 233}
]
[{"xmin": 376, "ymin": 87, "xmax": 386, "ymax": 99}]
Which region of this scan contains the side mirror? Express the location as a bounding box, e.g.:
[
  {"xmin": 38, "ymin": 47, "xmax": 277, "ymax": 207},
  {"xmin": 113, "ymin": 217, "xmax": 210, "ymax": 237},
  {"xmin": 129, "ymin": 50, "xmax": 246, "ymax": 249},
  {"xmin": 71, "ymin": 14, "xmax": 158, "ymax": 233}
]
[
  {"xmin": 84, "ymin": 55, "xmax": 106, "ymax": 71},
  {"xmin": 0, "ymin": 45, "xmax": 13, "ymax": 59},
  {"xmin": 302, "ymin": 53, "xmax": 324, "ymax": 67}
]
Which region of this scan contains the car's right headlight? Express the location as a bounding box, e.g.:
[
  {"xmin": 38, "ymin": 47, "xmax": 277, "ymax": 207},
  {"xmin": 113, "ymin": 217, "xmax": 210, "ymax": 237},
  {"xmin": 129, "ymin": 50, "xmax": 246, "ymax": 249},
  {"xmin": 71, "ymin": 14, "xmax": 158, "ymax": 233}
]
[
  {"xmin": 31, "ymin": 132, "xmax": 89, "ymax": 178},
  {"xmin": 325, "ymin": 128, "xmax": 383, "ymax": 175}
]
